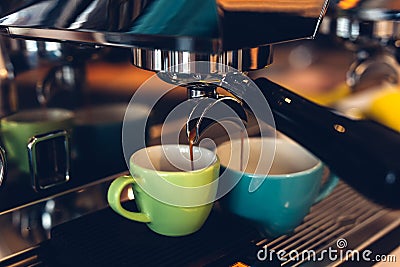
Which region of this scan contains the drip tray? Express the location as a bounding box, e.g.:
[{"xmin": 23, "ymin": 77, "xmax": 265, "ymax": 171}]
[
  {"xmin": 42, "ymin": 182, "xmax": 399, "ymax": 266},
  {"xmin": 257, "ymin": 182, "xmax": 400, "ymax": 266},
  {"xmin": 47, "ymin": 208, "xmax": 266, "ymax": 267}
]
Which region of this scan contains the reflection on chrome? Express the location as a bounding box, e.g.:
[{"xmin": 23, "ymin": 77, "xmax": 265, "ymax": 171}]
[{"xmin": 0, "ymin": 173, "xmax": 127, "ymax": 261}]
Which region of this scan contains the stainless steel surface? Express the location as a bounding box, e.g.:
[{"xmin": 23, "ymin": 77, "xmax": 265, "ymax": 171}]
[
  {"xmin": 320, "ymin": 0, "xmax": 400, "ymax": 90},
  {"xmin": 0, "ymin": 173, "xmax": 121, "ymax": 263},
  {"xmin": 132, "ymin": 46, "xmax": 274, "ymax": 72},
  {"xmin": 0, "ymin": 1, "xmax": 40, "ymax": 17},
  {"xmin": 333, "ymin": 17, "xmax": 399, "ymax": 46},
  {"xmin": 5, "ymin": 39, "xmax": 64, "ymax": 72},
  {"xmin": 0, "ymin": 0, "xmax": 329, "ymax": 52},
  {"xmin": 187, "ymin": 83, "xmax": 218, "ymax": 99},
  {"xmin": 346, "ymin": 50, "xmax": 399, "ymax": 89},
  {"xmin": 338, "ymin": 0, "xmax": 400, "ymax": 21},
  {"xmin": 0, "ymin": 36, "xmax": 96, "ymax": 109},
  {"xmin": 27, "ymin": 130, "xmax": 71, "ymax": 192},
  {"xmin": 0, "ymin": 0, "xmax": 322, "ymax": 73},
  {"xmin": 321, "ymin": 0, "xmax": 400, "ymax": 51},
  {"xmin": 3, "ymin": 38, "xmax": 80, "ymax": 78}
]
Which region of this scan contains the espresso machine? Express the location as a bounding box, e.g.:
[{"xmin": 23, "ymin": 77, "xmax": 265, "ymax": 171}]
[
  {"xmin": 321, "ymin": 0, "xmax": 400, "ymax": 90},
  {"xmin": 0, "ymin": 1, "xmax": 399, "ymax": 266}
]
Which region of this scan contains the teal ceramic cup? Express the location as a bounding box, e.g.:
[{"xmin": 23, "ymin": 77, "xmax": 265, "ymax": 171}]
[{"xmin": 217, "ymin": 137, "xmax": 338, "ymax": 237}]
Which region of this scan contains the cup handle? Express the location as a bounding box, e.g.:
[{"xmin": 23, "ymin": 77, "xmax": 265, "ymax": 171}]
[
  {"xmin": 107, "ymin": 175, "xmax": 151, "ymax": 223},
  {"xmin": 314, "ymin": 167, "xmax": 339, "ymax": 204}
]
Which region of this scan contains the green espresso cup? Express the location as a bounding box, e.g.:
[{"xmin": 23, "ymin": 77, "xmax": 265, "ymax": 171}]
[
  {"xmin": 108, "ymin": 144, "xmax": 220, "ymax": 236},
  {"xmin": 217, "ymin": 137, "xmax": 339, "ymax": 237},
  {"xmin": 0, "ymin": 108, "xmax": 74, "ymax": 175}
]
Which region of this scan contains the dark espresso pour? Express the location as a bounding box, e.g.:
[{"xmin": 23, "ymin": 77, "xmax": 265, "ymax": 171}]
[
  {"xmin": 189, "ymin": 128, "xmax": 196, "ymax": 171},
  {"xmin": 189, "ymin": 127, "xmax": 245, "ymax": 172}
]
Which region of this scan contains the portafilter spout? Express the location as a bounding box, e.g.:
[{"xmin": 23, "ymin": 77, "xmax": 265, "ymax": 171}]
[{"xmin": 185, "ymin": 83, "xmax": 247, "ymax": 145}]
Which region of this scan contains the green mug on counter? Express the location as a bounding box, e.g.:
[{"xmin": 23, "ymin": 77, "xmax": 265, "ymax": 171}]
[
  {"xmin": 0, "ymin": 108, "xmax": 74, "ymax": 190},
  {"xmin": 217, "ymin": 137, "xmax": 339, "ymax": 237},
  {"xmin": 107, "ymin": 144, "xmax": 220, "ymax": 236}
]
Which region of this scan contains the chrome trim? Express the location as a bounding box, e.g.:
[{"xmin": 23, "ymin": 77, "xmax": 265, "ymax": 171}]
[
  {"xmin": 0, "ymin": 172, "xmax": 126, "ymax": 263},
  {"xmin": 335, "ymin": 17, "xmax": 400, "ymax": 45},
  {"xmin": 187, "ymin": 83, "xmax": 218, "ymax": 99},
  {"xmin": 0, "ymin": 246, "xmax": 40, "ymax": 266},
  {"xmin": 0, "ymin": 146, "xmax": 6, "ymax": 188},
  {"xmin": 27, "ymin": 130, "xmax": 71, "ymax": 192},
  {"xmin": 0, "ymin": 0, "xmax": 328, "ymax": 52},
  {"xmin": 346, "ymin": 51, "xmax": 399, "ymax": 89},
  {"xmin": 0, "ymin": 173, "xmax": 123, "ymax": 217},
  {"xmin": 132, "ymin": 46, "xmax": 273, "ymax": 72},
  {"xmin": 325, "ymin": 0, "xmax": 400, "ymax": 46}
]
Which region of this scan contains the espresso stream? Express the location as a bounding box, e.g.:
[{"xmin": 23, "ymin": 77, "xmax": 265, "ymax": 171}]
[
  {"xmin": 189, "ymin": 128, "xmax": 196, "ymax": 171},
  {"xmin": 189, "ymin": 128, "xmax": 245, "ymax": 172}
]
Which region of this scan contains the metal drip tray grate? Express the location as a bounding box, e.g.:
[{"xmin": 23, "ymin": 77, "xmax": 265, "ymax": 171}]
[
  {"xmin": 1, "ymin": 180, "xmax": 398, "ymax": 266},
  {"xmin": 44, "ymin": 181, "xmax": 398, "ymax": 266},
  {"xmin": 256, "ymin": 182, "xmax": 400, "ymax": 266}
]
